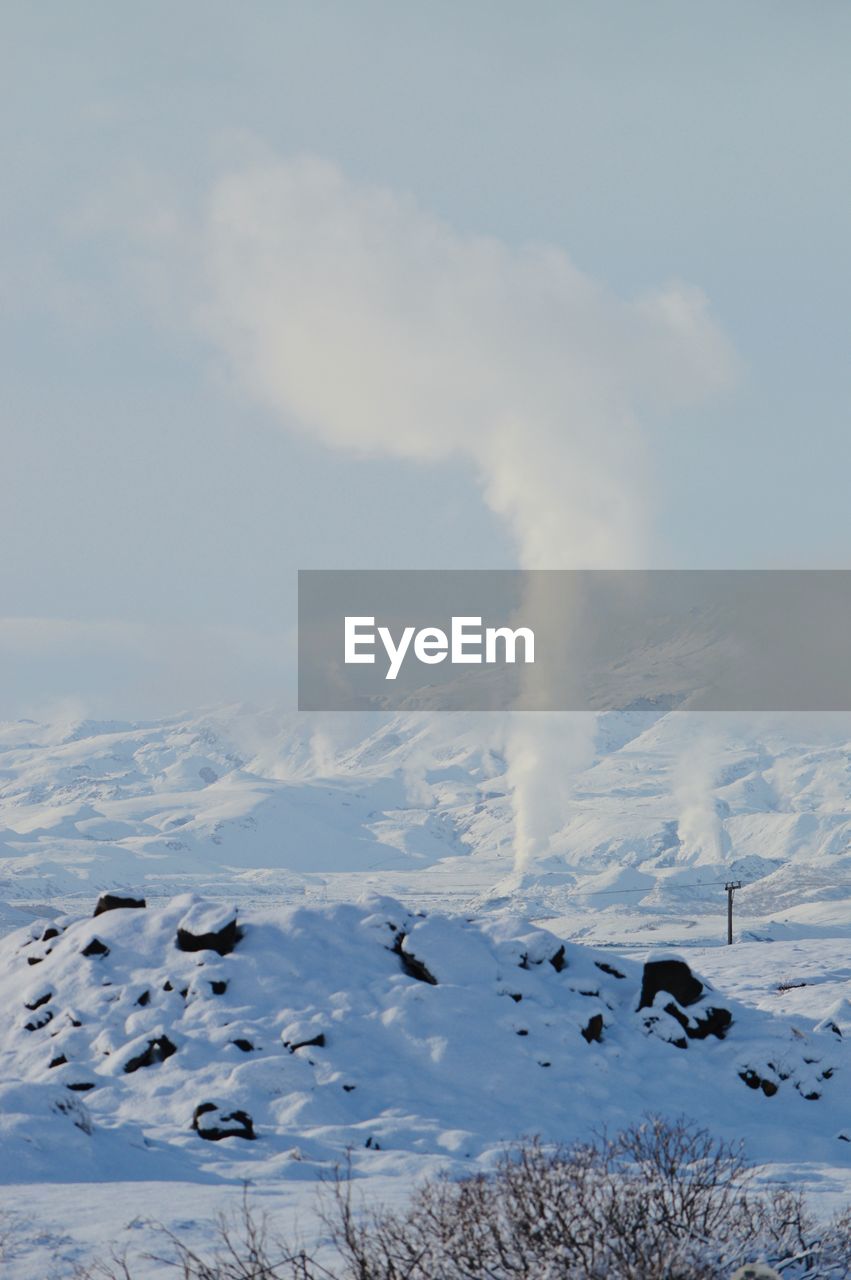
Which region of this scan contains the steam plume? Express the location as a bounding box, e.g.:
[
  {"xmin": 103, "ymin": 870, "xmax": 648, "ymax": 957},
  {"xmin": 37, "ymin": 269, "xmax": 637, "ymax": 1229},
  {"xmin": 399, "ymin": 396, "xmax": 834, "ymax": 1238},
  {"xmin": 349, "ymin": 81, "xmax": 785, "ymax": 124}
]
[{"xmin": 187, "ymin": 151, "xmax": 737, "ymax": 869}]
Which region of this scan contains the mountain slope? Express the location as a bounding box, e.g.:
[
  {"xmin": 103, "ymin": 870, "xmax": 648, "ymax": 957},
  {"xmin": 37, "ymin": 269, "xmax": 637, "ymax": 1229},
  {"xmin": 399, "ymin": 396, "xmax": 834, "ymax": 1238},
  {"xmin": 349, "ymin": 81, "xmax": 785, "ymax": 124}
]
[{"xmin": 1, "ymin": 708, "xmax": 850, "ymax": 943}]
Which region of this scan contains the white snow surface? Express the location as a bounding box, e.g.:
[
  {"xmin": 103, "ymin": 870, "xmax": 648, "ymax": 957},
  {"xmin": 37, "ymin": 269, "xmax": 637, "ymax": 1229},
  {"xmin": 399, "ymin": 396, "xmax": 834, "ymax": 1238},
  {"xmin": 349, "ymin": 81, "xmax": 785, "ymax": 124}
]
[
  {"xmin": 2, "ymin": 706, "xmax": 851, "ymax": 1275},
  {"xmin": 1, "ymin": 893, "xmax": 850, "ymax": 1275}
]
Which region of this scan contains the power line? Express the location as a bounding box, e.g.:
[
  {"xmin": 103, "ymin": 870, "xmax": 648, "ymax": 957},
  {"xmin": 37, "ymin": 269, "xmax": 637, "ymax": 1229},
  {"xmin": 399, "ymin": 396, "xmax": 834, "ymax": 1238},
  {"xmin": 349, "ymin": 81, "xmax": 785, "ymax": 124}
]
[{"xmin": 576, "ymin": 878, "xmax": 742, "ymax": 897}]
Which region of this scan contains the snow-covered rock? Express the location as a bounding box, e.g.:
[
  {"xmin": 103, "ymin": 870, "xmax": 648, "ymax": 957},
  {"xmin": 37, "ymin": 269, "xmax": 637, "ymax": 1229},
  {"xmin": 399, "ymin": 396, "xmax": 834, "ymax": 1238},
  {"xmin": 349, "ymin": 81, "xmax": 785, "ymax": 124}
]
[{"xmin": 0, "ymin": 894, "xmax": 848, "ymax": 1186}]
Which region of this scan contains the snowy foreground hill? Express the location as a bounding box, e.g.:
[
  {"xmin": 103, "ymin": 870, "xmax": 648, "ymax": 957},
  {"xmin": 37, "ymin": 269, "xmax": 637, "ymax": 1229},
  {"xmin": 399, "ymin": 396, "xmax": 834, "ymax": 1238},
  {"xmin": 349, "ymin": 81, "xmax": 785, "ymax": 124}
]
[
  {"xmin": 1, "ymin": 706, "xmax": 851, "ymax": 1275},
  {"xmin": 1, "ymin": 891, "xmax": 851, "ymax": 1275}
]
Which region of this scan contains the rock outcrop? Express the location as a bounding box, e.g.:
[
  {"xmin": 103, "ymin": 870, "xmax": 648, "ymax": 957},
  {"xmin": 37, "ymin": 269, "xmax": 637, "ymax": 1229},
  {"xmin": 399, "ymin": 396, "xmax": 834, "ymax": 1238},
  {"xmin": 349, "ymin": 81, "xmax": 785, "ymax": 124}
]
[
  {"xmin": 94, "ymin": 894, "xmax": 146, "ymax": 917},
  {"xmin": 191, "ymin": 1102, "xmax": 255, "ymax": 1141}
]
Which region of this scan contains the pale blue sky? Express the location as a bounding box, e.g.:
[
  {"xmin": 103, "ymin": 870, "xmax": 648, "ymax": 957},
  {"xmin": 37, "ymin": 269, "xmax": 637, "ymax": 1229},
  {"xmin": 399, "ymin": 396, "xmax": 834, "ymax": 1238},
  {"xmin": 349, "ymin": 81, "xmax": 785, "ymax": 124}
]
[{"xmin": 1, "ymin": 3, "xmax": 849, "ymax": 716}]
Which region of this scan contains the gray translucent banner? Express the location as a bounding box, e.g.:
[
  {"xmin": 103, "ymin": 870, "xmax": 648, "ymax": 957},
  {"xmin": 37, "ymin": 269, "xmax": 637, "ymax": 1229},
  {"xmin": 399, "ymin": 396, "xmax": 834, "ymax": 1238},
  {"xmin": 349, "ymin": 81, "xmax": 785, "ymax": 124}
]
[{"xmin": 298, "ymin": 570, "xmax": 851, "ymax": 712}]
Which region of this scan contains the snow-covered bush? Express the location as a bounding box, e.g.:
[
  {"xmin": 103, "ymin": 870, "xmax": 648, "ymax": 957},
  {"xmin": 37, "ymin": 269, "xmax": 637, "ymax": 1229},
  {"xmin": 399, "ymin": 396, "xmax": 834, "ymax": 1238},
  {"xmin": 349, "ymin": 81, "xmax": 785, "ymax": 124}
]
[
  {"xmin": 328, "ymin": 1116, "xmax": 851, "ymax": 1279},
  {"xmin": 76, "ymin": 1118, "xmax": 851, "ymax": 1279}
]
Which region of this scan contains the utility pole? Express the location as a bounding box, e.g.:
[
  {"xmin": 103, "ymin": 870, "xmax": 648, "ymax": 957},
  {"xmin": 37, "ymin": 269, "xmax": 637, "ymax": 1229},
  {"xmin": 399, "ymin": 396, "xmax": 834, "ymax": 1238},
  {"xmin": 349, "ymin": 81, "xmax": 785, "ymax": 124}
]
[{"xmin": 725, "ymin": 881, "xmax": 742, "ymax": 945}]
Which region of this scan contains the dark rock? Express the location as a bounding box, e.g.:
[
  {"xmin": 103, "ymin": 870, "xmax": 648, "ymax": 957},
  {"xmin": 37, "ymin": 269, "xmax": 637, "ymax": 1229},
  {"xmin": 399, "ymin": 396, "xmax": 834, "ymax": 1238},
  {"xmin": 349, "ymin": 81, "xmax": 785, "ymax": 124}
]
[
  {"xmin": 48, "ymin": 1054, "xmax": 67, "ymax": 1068},
  {"xmin": 286, "ymin": 1033, "xmax": 326, "ymax": 1054},
  {"xmin": 508, "ymin": 992, "xmax": 523, "ymax": 1003},
  {"xmin": 642, "ymin": 1013, "xmax": 688, "ymax": 1049},
  {"xmin": 692, "ymin": 1006, "xmax": 732, "ymax": 1040},
  {"xmin": 664, "ymin": 1001, "xmax": 732, "ymax": 1041},
  {"xmin": 67, "ymin": 1082, "xmax": 95, "ymax": 1091},
  {"xmin": 177, "ymin": 917, "xmax": 242, "ymax": 957},
  {"xmin": 25, "ymin": 1010, "xmax": 53, "ymax": 1032},
  {"xmin": 27, "ymin": 956, "xmax": 44, "ymax": 966},
  {"xmin": 342, "ymin": 1084, "xmax": 356, "ymax": 1092},
  {"xmin": 81, "ymin": 938, "xmax": 110, "ymax": 958},
  {"xmin": 391, "ymin": 932, "xmax": 437, "ymax": 985},
  {"xmin": 211, "ymin": 980, "xmax": 228, "ymax": 995},
  {"xmin": 25, "ymin": 992, "xmax": 52, "ymax": 1011},
  {"xmin": 516, "ymin": 1028, "xmax": 529, "ymax": 1036},
  {"xmin": 124, "ymin": 1035, "xmax": 177, "ymax": 1074},
  {"xmin": 739, "ymin": 1068, "xmax": 778, "ymax": 1097},
  {"xmin": 638, "ymin": 958, "xmax": 704, "ymax": 1010},
  {"xmin": 163, "ymin": 981, "xmax": 173, "ymax": 992},
  {"xmin": 231, "ymin": 1039, "xmax": 254, "ymax": 1053},
  {"xmin": 192, "ymin": 1103, "xmax": 255, "ymax": 1141},
  {"xmin": 549, "ymin": 946, "xmax": 567, "ymax": 973},
  {"xmin": 94, "ymin": 894, "xmax": 146, "ymax": 917},
  {"xmin": 41, "ymin": 927, "xmax": 61, "ymax": 942},
  {"xmin": 54, "ymin": 1097, "xmax": 92, "ymax": 1133},
  {"xmin": 581, "ymin": 1013, "xmax": 604, "ymax": 1043},
  {"xmin": 595, "ymin": 961, "xmax": 626, "ymax": 979},
  {"xmin": 136, "ymin": 990, "xmax": 151, "ymax": 1007}
]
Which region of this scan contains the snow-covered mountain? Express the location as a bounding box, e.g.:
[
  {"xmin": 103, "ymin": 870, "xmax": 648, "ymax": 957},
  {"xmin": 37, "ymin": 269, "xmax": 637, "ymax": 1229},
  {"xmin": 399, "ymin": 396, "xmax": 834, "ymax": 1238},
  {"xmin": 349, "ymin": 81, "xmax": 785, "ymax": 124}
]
[
  {"xmin": 1, "ymin": 707, "xmax": 850, "ymax": 945},
  {"xmin": 0, "ymin": 709, "xmax": 508, "ymax": 913}
]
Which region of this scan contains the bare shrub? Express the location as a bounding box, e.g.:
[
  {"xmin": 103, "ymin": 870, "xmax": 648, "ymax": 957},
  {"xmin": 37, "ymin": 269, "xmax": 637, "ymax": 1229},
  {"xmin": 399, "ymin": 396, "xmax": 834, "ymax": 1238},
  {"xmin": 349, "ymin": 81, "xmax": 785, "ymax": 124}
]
[
  {"xmin": 73, "ymin": 1188, "xmax": 326, "ymax": 1280},
  {"xmin": 325, "ymin": 1117, "xmax": 851, "ymax": 1280},
  {"xmin": 74, "ymin": 1119, "xmax": 851, "ymax": 1280}
]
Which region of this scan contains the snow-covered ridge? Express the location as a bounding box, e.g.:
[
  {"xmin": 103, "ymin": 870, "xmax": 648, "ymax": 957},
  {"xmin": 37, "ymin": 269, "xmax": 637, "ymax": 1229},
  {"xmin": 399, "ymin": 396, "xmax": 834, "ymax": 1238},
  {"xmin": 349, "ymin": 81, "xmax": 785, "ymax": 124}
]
[
  {"xmin": 0, "ymin": 710, "xmax": 509, "ymax": 909},
  {"xmin": 1, "ymin": 893, "xmax": 849, "ymax": 1187},
  {"xmin": 2, "ymin": 707, "xmax": 851, "ymax": 940}
]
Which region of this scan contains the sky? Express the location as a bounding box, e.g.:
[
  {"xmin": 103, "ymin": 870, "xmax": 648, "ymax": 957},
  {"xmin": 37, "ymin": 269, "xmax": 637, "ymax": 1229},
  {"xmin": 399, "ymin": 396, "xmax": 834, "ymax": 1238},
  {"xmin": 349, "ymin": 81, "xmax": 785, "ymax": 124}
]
[{"xmin": 1, "ymin": 2, "xmax": 850, "ymax": 718}]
